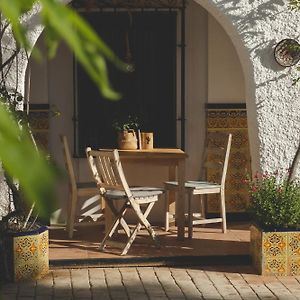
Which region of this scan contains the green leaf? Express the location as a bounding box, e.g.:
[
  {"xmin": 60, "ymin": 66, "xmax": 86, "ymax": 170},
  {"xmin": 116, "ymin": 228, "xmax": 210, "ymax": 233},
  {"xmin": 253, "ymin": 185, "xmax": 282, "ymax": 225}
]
[
  {"xmin": 0, "ymin": 0, "xmax": 35, "ymax": 49},
  {"xmin": 0, "ymin": 0, "xmax": 131, "ymax": 221},
  {"xmin": 39, "ymin": 0, "xmax": 126, "ymax": 99},
  {"xmin": 0, "ymin": 0, "xmax": 127, "ymax": 99},
  {"xmin": 0, "ymin": 104, "xmax": 59, "ymax": 217}
]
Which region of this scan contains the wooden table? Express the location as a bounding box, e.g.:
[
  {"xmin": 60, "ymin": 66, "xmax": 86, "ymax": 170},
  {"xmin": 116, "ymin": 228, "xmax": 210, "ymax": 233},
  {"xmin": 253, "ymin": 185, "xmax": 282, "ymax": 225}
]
[{"xmin": 118, "ymin": 148, "xmax": 187, "ymax": 240}]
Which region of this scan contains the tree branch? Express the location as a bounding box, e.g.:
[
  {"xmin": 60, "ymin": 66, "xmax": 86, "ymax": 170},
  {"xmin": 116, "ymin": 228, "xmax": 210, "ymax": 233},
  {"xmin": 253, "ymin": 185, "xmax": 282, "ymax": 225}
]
[
  {"xmin": 288, "ymin": 139, "xmax": 300, "ymax": 182},
  {"xmin": 0, "ymin": 47, "xmax": 20, "ymax": 70}
]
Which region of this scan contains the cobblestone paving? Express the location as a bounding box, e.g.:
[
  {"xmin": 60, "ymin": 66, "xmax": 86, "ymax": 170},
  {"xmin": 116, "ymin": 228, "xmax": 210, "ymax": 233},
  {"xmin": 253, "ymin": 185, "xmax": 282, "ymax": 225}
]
[{"xmin": 2, "ymin": 265, "xmax": 300, "ymax": 299}]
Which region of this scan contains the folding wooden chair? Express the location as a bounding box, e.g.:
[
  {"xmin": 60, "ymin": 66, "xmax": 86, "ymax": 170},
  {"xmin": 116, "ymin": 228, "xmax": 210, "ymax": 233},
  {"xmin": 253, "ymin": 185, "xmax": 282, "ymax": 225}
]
[
  {"xmin": 60, "ymin": 135, "xmax": 102, "ymax": 239},
  {"xmin": 86, "ymin": 148, "xmax": 163, "ymax": 255},
  {"xmin": 164, "ymin": 133, "xmax": 232, "ymax": 239}
]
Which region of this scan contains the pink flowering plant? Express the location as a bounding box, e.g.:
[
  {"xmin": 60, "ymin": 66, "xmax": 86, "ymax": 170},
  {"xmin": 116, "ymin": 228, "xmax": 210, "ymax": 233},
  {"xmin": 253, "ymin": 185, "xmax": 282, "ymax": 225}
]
[{"xmin": 245, "ymin": 171, "xmax": 300, "ymax": 231}]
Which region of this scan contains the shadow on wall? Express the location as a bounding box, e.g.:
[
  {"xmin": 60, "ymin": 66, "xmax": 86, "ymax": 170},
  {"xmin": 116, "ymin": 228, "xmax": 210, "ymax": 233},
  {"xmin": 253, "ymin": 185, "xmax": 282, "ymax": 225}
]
[{"xmin": 216, "ymin": 0, "xmax": 289, "ymax": 76}]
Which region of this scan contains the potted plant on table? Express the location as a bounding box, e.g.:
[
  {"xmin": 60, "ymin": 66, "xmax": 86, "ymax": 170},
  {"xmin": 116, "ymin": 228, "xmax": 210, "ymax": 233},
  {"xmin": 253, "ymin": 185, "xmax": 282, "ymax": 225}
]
[
  {"xmin": 113, "ymin": 115, "xmax": 140, "ymax": 150},
  {"xmin": 246, "ymin": 170, "xmax": 300, "ymax": 276}
]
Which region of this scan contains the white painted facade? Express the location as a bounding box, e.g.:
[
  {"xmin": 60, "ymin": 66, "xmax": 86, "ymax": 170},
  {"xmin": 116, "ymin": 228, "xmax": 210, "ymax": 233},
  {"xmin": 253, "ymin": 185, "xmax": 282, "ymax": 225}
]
[
  {"xmin": 1, "ymin": 0, "xmax": 300, "ymax": 223},
  {"xmin": 197, "ymin": 0, "xmax": 300, "ymax": 175}
]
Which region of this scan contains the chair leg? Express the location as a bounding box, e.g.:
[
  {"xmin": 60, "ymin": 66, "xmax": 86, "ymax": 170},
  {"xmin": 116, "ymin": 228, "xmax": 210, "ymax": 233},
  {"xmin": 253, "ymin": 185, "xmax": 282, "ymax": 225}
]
[
  {"xmin": 100, "ymin": 196, "xmax": 105, "ymax": 221},
  {"xmin": 99, "ymin": 202, "xmax": 128, "ymax": 251},
  {"xmin": 188, "ymin": 191, "xmax": 193, "ymax": 239},
  {"xmin": 121, "ymin": 202, "xmax": 158, "ymax": 255},
  {"xmin": 105, "ymin": 199, "xmax": 131, "ymax": 237},
  {"xmin": 131, "ymin": 201, "xmax": 160, "ymax": 248},
  {"xmin": 220, "ymin": 189, "xmax": 227, "ymax": 233},
  {"xmin": 200, "ymin": 194, "xmax": 206, "ymax": 219},
  {"xmin": 164, "ymin": 190, "xmax": 169, "ymax": 231},
  {"xmin": 67, "ymin": 191, "xmax": 77, "ymax": 239}
]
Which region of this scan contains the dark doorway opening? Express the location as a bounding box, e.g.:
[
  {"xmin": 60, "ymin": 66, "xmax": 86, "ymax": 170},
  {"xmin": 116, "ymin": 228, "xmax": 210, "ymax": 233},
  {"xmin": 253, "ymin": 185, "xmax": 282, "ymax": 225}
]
[{"xmin": 74, "ymin": 11, "xmax": 177, "ymax": 156}]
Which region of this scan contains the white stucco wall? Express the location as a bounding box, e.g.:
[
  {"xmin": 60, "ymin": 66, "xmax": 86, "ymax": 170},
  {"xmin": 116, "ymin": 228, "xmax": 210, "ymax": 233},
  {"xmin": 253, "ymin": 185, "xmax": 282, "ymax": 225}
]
[
  {"xmin": 197, "ymin": 0, "xmax": 300, "ymax": 175},
  {"xmin": 208, "ymin": 15, "xmax": 245, "ymax": 103}
]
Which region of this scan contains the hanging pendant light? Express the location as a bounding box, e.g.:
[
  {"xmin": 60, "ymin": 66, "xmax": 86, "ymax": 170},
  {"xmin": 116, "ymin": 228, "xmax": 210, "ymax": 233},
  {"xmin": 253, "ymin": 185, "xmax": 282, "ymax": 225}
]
[{"xmin": 124, "ymin": 11, "xmax": 135, "ymax": 72}]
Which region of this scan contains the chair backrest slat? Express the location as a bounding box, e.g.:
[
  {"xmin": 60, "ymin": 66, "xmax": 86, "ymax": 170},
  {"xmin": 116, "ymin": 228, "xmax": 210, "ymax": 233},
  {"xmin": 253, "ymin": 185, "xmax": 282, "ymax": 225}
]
[
  {"xmin": 86, "ymin": 148, "xmax": 130, "ymax": 195},
  {"xmin": 112, "ymin": 150, "xmax": 132, "ymax": 196},
  {"xmin": 98, "ymin": 156, "xmax": 113, "ymax": 185},
  {"xmin": 221, "ymin": 133, "xmax": 232, "ymax": 187},
  {"xmin": 60, "ymin": 135, "xmax": 76, "ymax": 190},
  {"xmin": 202, "ymin": 133, "xmax": 232, "ymax": 185},
  {"xmin": 104, "ymin": 156, "xmax": 119, "ymax": 186}
]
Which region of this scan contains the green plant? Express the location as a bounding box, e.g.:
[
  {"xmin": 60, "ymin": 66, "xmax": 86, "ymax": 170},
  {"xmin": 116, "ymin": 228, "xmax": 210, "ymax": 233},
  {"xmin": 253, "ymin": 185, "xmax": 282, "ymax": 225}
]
[
  {"xmin": 0, "ymin": 0, "xmax": 126, "ymax": 100},
  {"xmin": 0, "ymin": 0, "xmax": 126, "ymax": 222},
  {"xmin": 245, "ymin": 171, "xmax": 300, "ymax": 230},
  {"xmin": 112, "ymin": 115, "xmax": 140, "ymax": 132}
]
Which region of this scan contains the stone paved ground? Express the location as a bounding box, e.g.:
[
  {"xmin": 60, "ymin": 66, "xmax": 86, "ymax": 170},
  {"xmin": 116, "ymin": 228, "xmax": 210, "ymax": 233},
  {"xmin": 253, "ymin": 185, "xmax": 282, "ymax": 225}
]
[{"xmin": 2, "ymin": 265, "xmax": 300, "ymax": 299}]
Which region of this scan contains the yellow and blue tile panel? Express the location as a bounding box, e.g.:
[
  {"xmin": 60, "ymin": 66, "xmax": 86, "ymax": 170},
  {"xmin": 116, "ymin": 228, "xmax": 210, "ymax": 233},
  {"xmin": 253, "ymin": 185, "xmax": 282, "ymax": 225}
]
[
  {"xmin": 251, "ymin": 225, "xmax": 300, "ymax": 276},
  {"xmin": 13, "ymin": 227, "xmax": 49, "ymax": 281}
]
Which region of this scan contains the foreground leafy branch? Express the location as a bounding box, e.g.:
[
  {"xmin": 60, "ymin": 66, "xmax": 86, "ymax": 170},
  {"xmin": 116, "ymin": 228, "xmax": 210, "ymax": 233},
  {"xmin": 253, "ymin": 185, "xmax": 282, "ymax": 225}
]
[
  {"xmin": 0, "ymin": 0, "xmax": 127, "ymax": 99},
  {"xmin": 0, "ymin": 0, "xmax": 127, "ymax": 217},
  {"xmin": 0, "ymin": 103, "xmax": 58, "ymax": 218}
]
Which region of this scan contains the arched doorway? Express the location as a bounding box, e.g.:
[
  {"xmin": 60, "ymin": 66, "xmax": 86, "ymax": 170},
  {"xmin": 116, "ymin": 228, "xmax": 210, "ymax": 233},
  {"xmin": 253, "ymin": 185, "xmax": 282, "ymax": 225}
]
[{"xmin": 26, "ymin": 0, "xmax": 255, "ymax": 224}]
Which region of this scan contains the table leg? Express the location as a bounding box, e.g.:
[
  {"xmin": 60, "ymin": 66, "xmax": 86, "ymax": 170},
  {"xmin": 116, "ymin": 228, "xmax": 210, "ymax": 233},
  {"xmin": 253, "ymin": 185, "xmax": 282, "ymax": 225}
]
[
  {"xmin": 168, "ymin": 165, "xmax": 176, "ymax": 227},
  {"xmin": 176, "ymin": 159, "xmax": 185, "ymax": 240}
]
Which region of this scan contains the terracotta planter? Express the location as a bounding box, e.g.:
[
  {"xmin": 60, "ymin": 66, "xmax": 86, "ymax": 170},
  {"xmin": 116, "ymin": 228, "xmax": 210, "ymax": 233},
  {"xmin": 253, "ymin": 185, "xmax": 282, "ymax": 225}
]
[
  {"xmin": 250, "ymin": 224, "xmax": 300, "ymax": 276},
  {"xmin": 117, "ymin": 130, "xmax": 137, "ymax": 150},
  {"xmin": 0, "ymin": 226, "xmax": 49, "ymax": 282}
]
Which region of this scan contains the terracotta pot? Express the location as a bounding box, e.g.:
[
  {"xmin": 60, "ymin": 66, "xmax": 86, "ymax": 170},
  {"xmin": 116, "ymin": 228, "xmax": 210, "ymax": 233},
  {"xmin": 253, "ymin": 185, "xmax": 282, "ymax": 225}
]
[{"xmin": 117, "ymin": 130, "xmax": 138, "ymax": 150}]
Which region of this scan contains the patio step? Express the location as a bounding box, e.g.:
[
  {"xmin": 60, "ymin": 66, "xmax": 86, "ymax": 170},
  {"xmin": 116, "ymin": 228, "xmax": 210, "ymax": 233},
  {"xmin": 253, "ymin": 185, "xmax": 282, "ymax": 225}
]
[{"xmin": 49, "ymin": 254, "xmax": 251, "ymax": 269}]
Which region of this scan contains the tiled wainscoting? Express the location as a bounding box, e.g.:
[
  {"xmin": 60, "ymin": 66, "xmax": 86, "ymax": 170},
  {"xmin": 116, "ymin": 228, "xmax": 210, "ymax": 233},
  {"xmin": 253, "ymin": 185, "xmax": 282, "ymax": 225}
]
[
  {"xmin": 27, "ymin": 104, "xmax": 50, "ymax": 150},
  {"xmin": 206, "ymin": 103, "xmax": 251, "ymax": 214}
]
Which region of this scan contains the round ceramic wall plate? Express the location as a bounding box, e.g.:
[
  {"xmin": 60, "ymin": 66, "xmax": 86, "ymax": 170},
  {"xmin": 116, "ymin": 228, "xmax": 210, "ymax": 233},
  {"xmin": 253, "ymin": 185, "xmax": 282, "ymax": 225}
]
[{"xmin": 274, "ymin": 39, "xmax": 300, "ymax": 67}]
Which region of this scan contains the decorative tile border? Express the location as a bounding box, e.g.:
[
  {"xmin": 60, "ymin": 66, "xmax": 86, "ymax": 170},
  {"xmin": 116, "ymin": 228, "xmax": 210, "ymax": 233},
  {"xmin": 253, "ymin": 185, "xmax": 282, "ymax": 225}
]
[
  {"xmin": 13, "ymin": 228, "xmax": 49, "ymax": 281},
  {"xmin": 251, "ymin": 225, "xmax": 300, "ymax": 276},
  {"xmin": 26, "ymin": 104, "xmax": 50, "ymax": 150},
  {"xmin": 206, "ymin": 104, "xmax": 251, "ymax": 213}
]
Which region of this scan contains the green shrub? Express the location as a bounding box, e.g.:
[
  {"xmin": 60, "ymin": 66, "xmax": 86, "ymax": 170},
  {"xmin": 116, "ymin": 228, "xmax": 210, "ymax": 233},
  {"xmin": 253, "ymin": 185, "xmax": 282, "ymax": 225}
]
[{"xmin": 245, "ymin": 171, "xmax": 300, "ymax": 230}]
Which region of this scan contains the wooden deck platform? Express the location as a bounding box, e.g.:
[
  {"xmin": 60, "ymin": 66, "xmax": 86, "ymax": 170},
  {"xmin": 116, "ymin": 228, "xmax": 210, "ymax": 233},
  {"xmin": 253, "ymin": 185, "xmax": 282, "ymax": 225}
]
[{"xmin": 49, "ymin": 222, "xmax": 250, "ymax": 264}]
